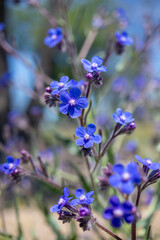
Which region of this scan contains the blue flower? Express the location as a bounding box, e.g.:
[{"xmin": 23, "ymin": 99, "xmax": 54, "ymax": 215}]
[
  {"xmin": 75, "ymin": 123, "xmax": 102, "ymax": 148},
  {"xmin": 0, "ymin": 156, "xmax": 20, "ymax": 174},
  {"xmin": 112, "ymin": 108, "xmax": 134, "ymax": 125},
  {"xmin": 0, "ymin": 23, "xmax": 4, "ymax": 32},
  {"xmin": 135, "ymin": 155, "xmax": 160, "ymax": 170},
  {"xmin": 50, "ymin": 187, "xmax": 72, "ymax": 213},
  {"xmin": 59, "ymin": 88, "xmax": 88, "ymax": 118},
  {"xmin": 103, "ymin": 196, "xmax": 136, "ymax": 228},
  {"xmin": 115, "ymin": 31, "xmax": 133, "ymax": 46},
  {"xmin": 44, "ymin": 27, "xmax": 63, "ymax": 48},
  {"xmin": 70, "ymin": 189, "xmax": 94, "ymax": 206},
  {"xmin": 50, "ymin": 76, "xmax": 74, "ymax": 96},
  {"xmin": 81, "ymin": 56, "xmax": 108, "ymax": 73},
  {"xmin": 109, "ymin": 162, "xmax": 141, "ymax": 194}
]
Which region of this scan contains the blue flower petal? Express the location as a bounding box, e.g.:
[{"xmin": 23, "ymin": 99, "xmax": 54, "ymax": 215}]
[
  {"xmin": 81, "ymin": 59, "xmax": 92, "ymax": 72},
  {"xmin": 65, "ymin": 80, "xmax": 75, "ymax": 88},
  {"xmin": 97, "ymin": 66, "xmax": 108, "ymax": 72},
  {"xmin": 48, "ymin": 28, "xmax": 56, "ymax": 35},
  {"xmin": 50, "ymin": 204, "xmax": 61, "ymax": 213},
  {"xmin": 91, "ymin": 56, "xmax": 103, "ymax": 65},
  {"xmin": 59, "ymin": 91, "xmax": 70, "ymax": 103},
  {"xmin": 109, "ymin": 196, "xmax": 120, "ymax": 207},
  {"xmin": 126, "ymin": 162, "xmax": 138, "ymax": 173},
  {"xmin": 120, "ymin": 181, "xmax": 134, "ymax": 194},
  {"xmin": 116, "ymin": 108, "xmax": 123, "ymax": 116},
  {"xmin": 135, "ymin": 155, "xmax": 145, "ymax": 165},
  {"xmin": 76, "ymin": 138, "xmax": 85, "ymax": 146},
  {"xmin": 86, "ymin": 124, "xmax": 96, "ymax": 135},
  {"xmin": 84, "ymin": 140, "xmax": 93, "ymax": 148},
  {"xmin": 7, "ymin": 156, "xmax": 14, "ymax": 163},
  {"xmin": 111, "ymin": 217, "xmax": 122, "ymax": 228},
  {"xmin": 75, "ymin": 126, "xmax": 86, "ymax": 137},
  {"xmin": 76, "ymin": 97, "xmax": 88, "ymax": 109},
  {"xmin": 91, "ymin": 134, "xmax": 102, "ymax": 144},
  {"xmin": 86, "ymin": 198, "xmax": 94, "ymax": 204},
  {"xmin": 3, "ymin": 163, "xmax": 9, "ymax": 170},
  {"xmin": 150, "ymin": 163, "xmax": 160, "ymax": 170},
  {"xmin": 60, "ymin": 76, "xmax": 69, "ymax": 84},
  {"xmin": 123, "ymin": 112, "xmax": 134, "ymax": 122},
  {"xmin": 63, "ymin": 187, "xmax": 69, "ymax": 199},
  {"xmin": 69, "ymin": 88, "xmax": 81, "ymax": 99},
  {"xmin": 75, "ymin": 189, "xmax": 84, "ymax": 198},
  {"xmin": 103, "ymin": 208, "xmax": 113, "ymax": 220},
  {"xmin": 14, "ymin": 159, "xmax": 20, "ymax": 167},
  {"xmin": 86, "ymin": 191, "xmax": 94, "ymax": 198},
  {"xmin": 51, "ymin": 89, "xmax": 59, "ymax": 96},
  {"xmin": 68, "ymin": 106, "xmax": 81, "ymax": 118},
  {"xmin": 109, "ymin": 175, "xmax": 121, "ymax": 187},
  {"xmin": 112, "ymin": 113, "xmax": 119, "ymax": 123},
  {"xmin": 59, "ymin": 103, "xmax": 69, "ymax": 114},
  {"xmin": 70, "ymin": 199, "xmax": 79, "ymax": 206},
  {"xmin": 113, "ymin": 164, "xmax": 125, "ymax": 175},
  {"xmin": 50, "ymin": 81, "xmax": 59, "ymax": 89},
  {"xmin": 124, "ymin": 213, "xmax": 135, "ymax": 223}
]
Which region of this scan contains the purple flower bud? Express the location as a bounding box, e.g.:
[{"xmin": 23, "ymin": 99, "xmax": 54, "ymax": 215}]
[
  {"xmin": 45, "ymin": 87, "xmax": 52, "ymax": 93},
  {"xmin": 86, "ymin": 73, "xmax": 93, "ymax": 80},
  {"xmin": 79, "ymin": 207, "xmax": 90, "ymax": 217}
]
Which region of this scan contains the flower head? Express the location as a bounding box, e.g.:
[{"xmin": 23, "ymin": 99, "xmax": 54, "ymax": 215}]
[
  {"xmin": 103, "ymin": 196, "xmax": 136, "ymax": 228},
  {"xmin": 112, "ymin": 108, "xmax": 134, "ymax": 125},
  {"xmin": 109, "ymin": 162, "xmax": 141, "ymax": 194},
  {"xmin": 70, "ymin": 189, "xmax": 94, "ymax": 206},
  {"xmin": 1, "ymin": 156, "xmax": 20, "ymax": 175},
  {"xmin": 59, "ymin": 88, "xmax": 88, "ymax": 118},
  {"xmin": 50, "ymin": 76, "xmax": 74, "ymax": 96},
  {"xmin": 81, "ymin": 56, "xmax": 107, "ymax": 73},
  {"xmin": 115, "ymin": 31, "xmax": 133, "ymax": 46},
  {"xmin": 75, "ymin": 124, "xmax": 102, "ymax": 148},
  {"xmin": 50, "ymin": 187, "xmax": 72, "ymax": 213},
  {"xmin": 44, "ymin": 27, "xmax": 63, "ymax": 48},
  {"xmin": 135, "ymin": 155, "xmax": 160, "ymax": 170}
]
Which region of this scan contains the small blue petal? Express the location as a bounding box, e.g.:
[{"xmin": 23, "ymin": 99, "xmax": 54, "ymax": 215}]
[
  {"xmin": 109, "ymin": 175, "xmax": 121, "ymax": 187},
  {"xmin": 59, "ymin": 103, "xmax": 69, "ymax": 114},
  {"xmin": 68, "ymin": 106, "xmax": 81, "ymax": 118},
  {"xmin": 113, "ymin": 164, "xmax": 125, "ymax": 175},
  {"xmin": 59, "ymin": 91, "xmax": 70, "ymax": 103},
  {"xmin": 86, "ymin": 124, "xmax": 96, "ymax": 135},
  {"xmin": 86, "ymin": 198, "xmax": 94, "ymax": 204},
  {"xmin": 63, "ymin": 187, "xmax": 69, "ymax": 199},
  {"xmin": 69, "ymin": 88, "xmax": 81, "ymax": 99},
  {"xmin": 76, "ymin": 97, "xmax": 88, "ymax": 109},
  {"xmin": 120, "ymin": 181, "xmax": 134, "ymax": 194},
  {"xmin": 103, "ymin": 208, "xmax": 113, "ymax": 220},
  {"xmin": 7, "ymin": 156, "xmax": 15, "ymax": 163},
  {"xmin": 112, "ymin": 113, "xmax": 119, "ymax": 123},
  {"xmin": 50, "ymin": 204, "xmax": 60, "ymax": 213},
  {"xmin": 76, "ymin": 138, "xmax": 85, "ymax": 146},
  {"xmin": 60, "ymin": 76, "xmax": 69, "ymax": 83},
  {"xmin": 111, "ymin": 217, "xmax": 122, "ymax": 228},
  {"xmin": 86, "ymin": 191, "xmax": 94, "ymax": 198},
  {"xmin": 14, "ymin": 159, "xmax": 20, "ymax": 167},
  {"xmin": 75, "ymin": 189, "xmax": 84, "ymax": 198},
  {"xmin": 135, "ymin": 155, "xmax": 145, "ymax": 165},
  {"xmin": 109, "ymin": 196, "xmax": 120, "ymax": 207},
  {"xmin": 75, "ymin": 126, "xmax": 86, "ymax": 137},
  {"xmin": 51, "ymin": 89, "xmax": 59, "ymax": 96},
  {"xmin": 50, "ymin": 81, "xmax": 59, "ymax": 89},
  {"xmin": 91, "ymin": 134, "xmax": 102, "ymax": 144},
  {"xmin": 124, "ymin": 214, "xmax": 135, "ymax": 223},
  {"xmin": 122, "ymin": 201, "xmax": 133, "ymax": 212},
  {"xmin": 150, "ymin": 163, "xmax": 160, "ymax": 170},
  {"xmin": 116, "ymin": 108, "xmax": 123, "ymax": 116},
  {"xmin": 97, "ymin": 66, "xmax": 108, "ymax": 72},
  {"xmin": 70, "ymin": 199, "xmax": 79, "ymax": 206},
  {"xmin": 81, "ymin": 59, "xmax": 92, "ymax": 72},
  {"xmin": 84, "ymin": 140, "xmax": 93, "ymax": 148},
  {"xmin": 91, "ymin": 56, "xmax": 103, "ymax": 65}
]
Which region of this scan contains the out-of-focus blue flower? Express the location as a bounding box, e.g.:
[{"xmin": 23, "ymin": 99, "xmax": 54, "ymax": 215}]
[
  {"xmin": 112, "ymin": 108, "xmax": 134, "ymax": 125},
  {"xmin": 50, "ymin": 187, "xmax": 72, "ymax": 213},
  {"xmin": 72, "ymin": 80, "xmax": 86, "ymax": 88},
  {"xmin": 75, "ymin": 123, "xmax": 102, "ymax": 148},
  {"xmin": 0, "ymin": 72, "xmax": 12, "ymax": 87},
  {"xmin": 81, "ymin": 56, "xmax": 108, "ymax": 73},
  {"xmin": 44, "ymin": 27, "xmax": 63, "ymax": 48},
  {"xmin": 109, "ymin": 162, "xmax": 141, "ymax": 194},
  {"xmin": 59, "ymin": 88, "xmax": 88, "ymax": 118},
  {"xmin": 135, "ymin": 155, "xmax": 160, "ymax": 170},
  {"xmin": 125, "ymin": 140, "xmax": 137, "ymax": 153},
  {"xmin": 70, "ymin": 189, "xmax": 94, "ymax": 206},
  {"xmin": 134, "ymin": 75, "xmax": 146, "ymax": 91},
  {"xmin": 112, "ymin": 77, "xmax": 128, "ymax": 93},
  {"xmin": 103, "ymin": 196, "xmax": 136, "ymax": 228},
  {"xmin": 1, "ymin": 156, "xmax": 20, "ymax": 175},
  {"xmin": 114, "ymin": 8, "xmax": 128, "ymax": 28},
  {"xmin": 50, "ymin": 76, "xmax": 74, "ymax": 96},
  {"xmin": 0, "ymin": 23, "xmax": 4, "ymax": 32},
  {"xmin": 115, "ymin": 32, "xmax": 133, "ymax": 46}
]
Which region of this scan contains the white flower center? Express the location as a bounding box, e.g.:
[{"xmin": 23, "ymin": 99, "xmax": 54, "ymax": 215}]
[
  {"xmin": 79, "ymin": 195, "xmax": 86, "ymax": 201},
  {"xmin": 69, "ymin": 99, "xmax": 76, "ymax": 106},
  {"xmin": 84, "ymin": 134, "xmax": 90, "ymax": 140},
  {"xmin": 58, "ymin": 198, "xmax": 65, "ymax": 205},
  {"xmin": 146, "ymin": 159, "xmax": 152, "ymax": 166},
  {"xmin": 92, "ymin": 62, "xmax": 98, "ymax": 69},
  {"xmin": 121, "ymin": 36, "xmax": 126, "ymax": 42},
  {"xmin": 113, "ymin": 208, "xmax": 123, "ymax": 218},
  {"xmin": 122, "ymin": 172, "xmax": 130, "ymax": 181},
  {"xmin": 52, "ymin": 34, "xmax": 57, "ymax": 40},
  {"xmin": 9, "ymin": 163, "xmax": 14, "ymax": 169},
  {"xmin": 120, "ymin": 115, "xmax": 126, "ymax": 122},
  {"xmin": 59, "ymin": 82, "xmax": 64, "ymax": 88}
]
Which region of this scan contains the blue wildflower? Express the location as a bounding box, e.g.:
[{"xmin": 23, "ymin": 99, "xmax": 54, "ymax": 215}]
[
  {"xmin": 103, "ymin": 196, "xmax": 136, "ymax": 228},
  {"xmin": 70, "ymin": 189, "xmax": 94, "ymax": 206},
  {"xmin": 50, "ymin": 187, "xmax": 72, "ymax": 213},
  {"xmin": 59, "ymin": 88, "xmax": 88, "ymax": 118},
  {"xmin": 0, "ymin": 23, "xmax": 4, "ymax": 32},
  {"xmin": 135, "ymin": 155, "xmax": 160, "ymax": 170},
  {"xmin": 50, "ymin": 76, "xmax": 74, "ymax": 96},
  {"xmin": 112, "ymin": 108, "xmax": 134, "ymax": 125},
  {"xmin": 109, "ymin": 162, "xmax": 141, "ymax": 194},
  {"xmin": 115, "ymin": 31, "xmax": 133, "ymax": 46},
  {"xmin": 81, "ymin": 56, "xmax": 108, "ymax": 73},
  {"xmin": 1, "ymin": 156, "xmax": 20, "ymax": 175},
  {"xmin": 75, "ymin": 123, "xmax": 102, "ymax": 148},
  {"xmin": 44, "ymin": 27, "xmax": 63, "ymax": 48}
]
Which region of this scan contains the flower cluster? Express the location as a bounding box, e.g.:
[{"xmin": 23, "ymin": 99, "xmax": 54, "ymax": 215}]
[
  {"xmin": 44, "ymin": 27, "xmax": 63, "ymax": 48},
  {"xmin": 113, "ymin": 108, "xmax": 134, "ymax": 125},
  {"xmin": 0, "ymin": 156, "xmax": 20, "ymax": 175},
  {"xmin": 81, "ymin": 56, "xmax": 108, "ymax": 73},
  {"xmin": 103, "ymin": 196, "xmax": 136, "ymax": 228}
]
